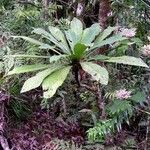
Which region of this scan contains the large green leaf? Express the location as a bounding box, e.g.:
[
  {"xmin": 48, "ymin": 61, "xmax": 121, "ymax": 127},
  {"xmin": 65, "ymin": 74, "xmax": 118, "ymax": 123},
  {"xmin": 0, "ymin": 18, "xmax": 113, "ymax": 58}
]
[
  {"xmin": 87, "ymin": 55, "xmax": 110, "ymax": 61},
  {"xmin": 42, "ymin": 66, "xmax": 71, "ymax": 98},
  {"xmin": 91, "ymin": 34, "xmax": 127, "ymax": 50},
  {"xmin": 72, "ymin": 43, "xmax": 87, "ymax": 60},
  {"xmin": 81, "ymin": 62, "xmax": 109, "ymax": 85},
  {"xmin": 65, "ymin": 29, "xmax": 79, "ymax": 50},
  {"xmin": 32, "ymin": 28, "xmax": 68, "ymax": 53},
  {"xmin": 70, "ymin": 18, "xmax": 83, "ymax": 38},
  {"xmin": 49, "ymin": 55, "xmax": 68, "ymax": 63},
  {"xmin": 81, "ymin": 23, "xmax": 101, "ymax": 46},
  {"xmin": 104, "ymin": 56, "xmax": 149, "ymax": 68},
  {"xmin": 95, "ymin": 26, "xmax": 117, "ymax": 43},
  {"xmin": 7, "ymin": 64, "xmax": 50, "ymax": 75},
  {"xmin": 12, "ymin": 36, "xmax": 44, "ymax": 45},
  {"xmin": 48, "ymin": 26, "xmax": 70, "ymax": 53},
  {"xmin": 21, "ymin": 65, "xmax": 61, "ymax": 93},
  {"xmin": 12, "ymin": 36, "xmax": 59, "ymax": 54},
  {"xmin": 5, "ymin": 54, "xmax": 50, "ymax": 59}
]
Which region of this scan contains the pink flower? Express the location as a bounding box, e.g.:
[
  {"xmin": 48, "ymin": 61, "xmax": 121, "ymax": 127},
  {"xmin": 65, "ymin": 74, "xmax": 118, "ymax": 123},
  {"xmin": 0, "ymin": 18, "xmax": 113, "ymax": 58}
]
[
  {"xmin": 107, "ymin": 12, "xmax": 113, "ymax": 17},
  {"xmin": 115, "ymin": 89, "xmax": 132, "ymax": 99},
  {"xmin": 120, "ymin": 28, "xmax": 136, "ymax": 38},
  {"xmin": 141, "ymin": 45, "xmax": 150, "ymax": 57}
]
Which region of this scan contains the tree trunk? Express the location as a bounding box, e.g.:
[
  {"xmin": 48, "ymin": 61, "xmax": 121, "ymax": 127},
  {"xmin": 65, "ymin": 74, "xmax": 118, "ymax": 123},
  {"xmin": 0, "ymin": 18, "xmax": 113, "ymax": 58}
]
[
  {"xmin": 95, "ymin": 0, "xmax": 111, "ymax": 119},
  {"xmin": 42, "ymin": 0, "xmax": 50, "ymax": 20},
  {"xmin": 98, "ymin": 0, "xmax": 111, "ymax": 29}
]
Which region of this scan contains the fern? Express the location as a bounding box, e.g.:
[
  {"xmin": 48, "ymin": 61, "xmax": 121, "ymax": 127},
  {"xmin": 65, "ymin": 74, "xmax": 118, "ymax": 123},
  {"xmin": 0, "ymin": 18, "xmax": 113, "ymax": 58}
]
[
  {"xmin": 87, "ymin": 100, "xmax": 133, "ymax": 141},
  {"xmin": 87, "ymin": 90, "xmax": 147, "ymax": 142},
  {"xmin": 104, "ymin": 91, "xmax": 116, "ymax": 100},
  {"xmin": 87, "ymin": 119, "xmax": 115, "ymax": 142}
]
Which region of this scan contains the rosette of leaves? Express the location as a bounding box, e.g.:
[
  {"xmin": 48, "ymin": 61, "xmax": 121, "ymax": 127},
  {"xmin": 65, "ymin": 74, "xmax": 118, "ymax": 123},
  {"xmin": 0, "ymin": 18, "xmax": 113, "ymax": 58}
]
[{"xmin": 7, "ymin": 18, "xmax": 149, "ymax": 98}]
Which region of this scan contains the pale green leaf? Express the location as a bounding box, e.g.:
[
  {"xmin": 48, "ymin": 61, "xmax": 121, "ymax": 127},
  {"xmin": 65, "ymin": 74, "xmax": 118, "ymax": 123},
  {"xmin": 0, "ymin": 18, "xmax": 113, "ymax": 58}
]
[
  {"xmin": 39, "ymin": 44, "xmax": 55, "ymax": 49},
  {"xmin": 70, "ymin": 18, "xmax": 83, "ymax": 37},
  {"xmin": 21, "ymin": 65, "xmax": 61, "ymax": 93},
  {"xmin": 11, "ymin": 36, "xmax": 44, "ymax": 45},
  {"xmin": 32, "ymin": 28, "xmax": 68, "ymax": 53},
  {"xmin": 12, "ymin": 36, "xmax": 59, "ymax": 54},
  {"xmin": 95, "ymin": 26, "xmax": 117, "ymax": 43},
  {"xmin": 48, "ymin": 26, "xmax": 70, "ymax": 53},
  {"xmin": 81, "ymin": 23, "xmax": 101, "ymax": 46},
  {"xmin": 105, "ymin": 56, "xmax": 149, "ymax": 68},
  {"xmin": 42, "ymin": 66, "xmax": 71, "ymax": 98},
  {"xmin": 5, "ymin": 54, "xmax": 50, "ymax": 59},
  {"xmin": 81, "ymin": 62, "xmax": 109, "ymax": 85},
  {"xmin": 65, "ymin": 29, "xmax": 79, "ymax": 50},
  {"xmin": 91, "ymin": 34, "xmax": 127, "ymax": 50},
  {"xmin": 87, "ymin": 55, "xmax": 110, "ymax": 61},
  {"xmin": 7, "ymin": 64, "xmax": 50, "ymax": 75},
  {"xmin": 49, "ymin": 55, "xmax": 68, "ymax": 63}
]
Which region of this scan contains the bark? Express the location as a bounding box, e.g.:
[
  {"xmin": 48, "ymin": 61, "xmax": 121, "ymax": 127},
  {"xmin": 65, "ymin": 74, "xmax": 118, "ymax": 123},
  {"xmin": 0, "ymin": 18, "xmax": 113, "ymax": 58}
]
[
  {"xmin": 94, "ymin": 0, "xmax": 111, "ymax": 119},
  {"xmin": 42, "ymin": 0, "xmax": 50, "ymax": 20},
  {"xmin": 96, "ymin": 0, "xmax": 111, "ymax": 55},
  {"xmin": 96, "ymin": 85, "xmax": 105, "ymax": 119},
  {"xmin": 98, "ymin": 0, "xmax": 111, "ymax": 29}
]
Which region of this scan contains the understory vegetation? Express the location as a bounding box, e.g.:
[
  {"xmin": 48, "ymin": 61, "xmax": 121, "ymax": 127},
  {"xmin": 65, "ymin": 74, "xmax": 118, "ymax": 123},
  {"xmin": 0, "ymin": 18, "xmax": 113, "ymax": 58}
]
[{"xmin": 0, "ymin": 0, "xmax": 150, "ymax": 150}]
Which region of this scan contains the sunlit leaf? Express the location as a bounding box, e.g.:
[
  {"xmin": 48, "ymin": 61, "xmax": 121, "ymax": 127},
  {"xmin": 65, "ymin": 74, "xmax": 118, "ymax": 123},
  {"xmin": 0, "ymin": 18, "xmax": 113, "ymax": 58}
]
[
  {"xmin": 49, "ymin": 55, "xmax": 68, "ymax": 63},
  {"xmin": 11, "ymin": 36, "xmax": 44, "ymax": 45},
  {"xmin": 81, "ymin": 23, "xmax": 101, "ymax": 46},
  {"xmin": 21, "ymin": 66, "xmax": 59, "ymax": 93},
  {"xmin": 7, "ymin": 64, "xmax": 50, "ymax": 75},
  {"xmin": 95, "ymin": 26, "xmax": 117, "ymax": 43},
  {"xmin": 104, "ymin": 56, "xmax": 149, "ymax": 68},
  {"xmin": 42, "ymin": 66, "xmax": 71, "ymax": 98},
  {"xmin": 70, "ymin": 17, "xmax": 83, "ymax": 37},
  {"xmin": 91, "ymin": 34, "xmax": 127, "ymax": 50},
  {"xmin": 87, "ymin": 55, "xmax": 110, "ymax": 61},
  {"xmin": 48, "ymin": 26, "xmax": 70, "ymax": 53},
  {"xmin": 81, "ymin": 62, "xmax": 109, "ymax": 85}
]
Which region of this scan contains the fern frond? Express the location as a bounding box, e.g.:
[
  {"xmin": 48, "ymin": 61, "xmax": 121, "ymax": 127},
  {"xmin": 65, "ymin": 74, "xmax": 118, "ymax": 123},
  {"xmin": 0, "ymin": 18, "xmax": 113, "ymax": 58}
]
[{"xmin": 104, "ymin": 91, "xmax": 115, "ymax": 100}]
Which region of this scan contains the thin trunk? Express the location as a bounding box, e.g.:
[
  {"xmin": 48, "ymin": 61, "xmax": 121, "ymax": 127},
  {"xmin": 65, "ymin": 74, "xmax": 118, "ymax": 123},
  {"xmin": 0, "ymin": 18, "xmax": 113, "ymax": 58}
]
[
  {"xmin": 96, "ymin": 0, "xmax": 111, "ymax": 55},
  {"xmin": 95, "ymin": 0, "xmax": 111, "ymax": 119},
  {"xmin": 98, "ymin": 0, "xmax": 111, "ymax": 29},
  {"xmin": 96, "ymin": 85, "xmax": 105, "ymax": 119},
  {"xmin": 42, "ymin": 0, "xmax": 50, "ymax": 20}
]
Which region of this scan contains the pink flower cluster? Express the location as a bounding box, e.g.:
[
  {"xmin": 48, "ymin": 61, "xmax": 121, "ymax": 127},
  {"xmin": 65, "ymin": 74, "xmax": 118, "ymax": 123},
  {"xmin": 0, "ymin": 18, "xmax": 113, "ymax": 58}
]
[
  {"xmin": 115, "ymin": 89, "xmax": 132, "ymax": 99},
  {"xmin": 141, "ymin": 45, "xmax": 150, "ymax": 57},
  {"xmin": 120, "ymin": 28, "xmax": 136, "ymax": 38}
]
